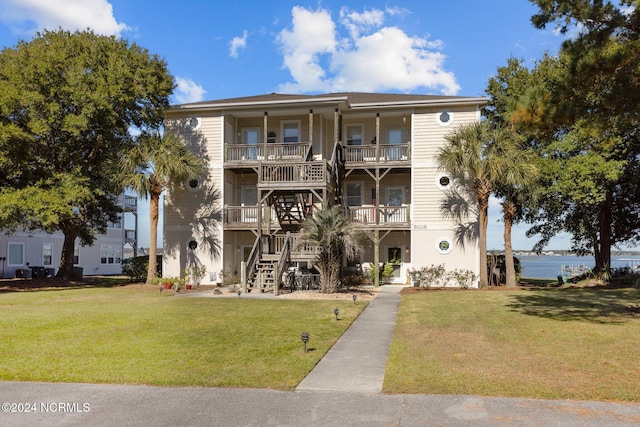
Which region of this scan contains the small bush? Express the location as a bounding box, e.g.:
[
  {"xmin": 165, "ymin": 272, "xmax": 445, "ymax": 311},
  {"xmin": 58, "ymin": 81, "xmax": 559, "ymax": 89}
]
[
  {"xmin": 447, "ymin": 269, "xmax": 477, "ymax": 289},
  {"xmin": 342, "ymin": 272, "xmax": 367, "ymax": 289},
  {"xmin": 220, "ymin": 270, "xmax": 238, "ymax": 287},
  {"xmin": 408, "ymin": 264, "xmax": 446, "ymax": 288},
  {"xmin": 408, "ymin": 265, "xmax": 477, "ymax": 289},
  {"xmin": 122, "ymin": 255, "xmax": 162, "ymax": 282}
]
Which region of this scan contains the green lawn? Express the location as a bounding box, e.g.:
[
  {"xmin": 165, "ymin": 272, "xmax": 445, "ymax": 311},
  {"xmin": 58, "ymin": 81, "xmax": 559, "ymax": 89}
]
[
  {"xmin": 384, "ymin": 287, "xmax": 640, "ymax": 401},
  {"xmin": 0, "ymin": 287, "xmax": 365, "ymax": 390}
]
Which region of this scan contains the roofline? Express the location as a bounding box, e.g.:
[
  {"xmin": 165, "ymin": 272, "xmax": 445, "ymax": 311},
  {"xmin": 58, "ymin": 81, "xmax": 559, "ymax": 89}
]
[
  {"xmin": 169, "ymin": 95, "xmax": 350, "ymax": 112},
  {"xmin": 348, "ymin": 97, "xmax": 488, "ymax": 110},
  {"xmin": 167, "ymin": 95, "xmax": 489, "ymax": 114}
]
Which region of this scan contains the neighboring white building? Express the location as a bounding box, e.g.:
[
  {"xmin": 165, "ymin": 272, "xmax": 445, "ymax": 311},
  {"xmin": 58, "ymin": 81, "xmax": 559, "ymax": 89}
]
[
  {"xmin": 163, "ymin": 92, "xmax": 486, "ymax": 289},
  {"xmin": 0, "ymin": 195, "xmax": 138, "ymax": 278}
]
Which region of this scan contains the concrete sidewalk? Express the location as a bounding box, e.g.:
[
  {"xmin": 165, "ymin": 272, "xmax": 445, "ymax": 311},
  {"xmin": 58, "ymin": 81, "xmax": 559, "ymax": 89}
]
[
  {"xmin": 297, "ymin": 285, "xmax": 402, "ymax": 393},
  {"xmin": 2, "ymin": 381, "xmax": 640, "ymax": 426}
]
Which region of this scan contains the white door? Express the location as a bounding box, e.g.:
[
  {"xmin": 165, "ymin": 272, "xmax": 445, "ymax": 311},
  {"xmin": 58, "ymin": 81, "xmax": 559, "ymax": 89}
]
[
  {"xmin": 386, "ymin": 186, "xmax": 404, "ymax": 223},
  {"xmin": 241, "ymin": 186, "xmax": 258, "ymax": 222},
  {"xmin": 243, "ymin": 128, "xmax": 259, "ymax": 159}
]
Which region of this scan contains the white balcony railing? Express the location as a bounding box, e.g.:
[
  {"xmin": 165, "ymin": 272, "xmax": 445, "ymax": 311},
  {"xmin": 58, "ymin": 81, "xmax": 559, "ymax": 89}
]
[
  {"xmin": 343, "ymin": 144, "xmax": 410, "ymax": 163},
  {"xmin": 348, "ymin": 205, "xmax": 410, "ymax": 226},
  {"xmin": 226, "ymin": 143, "xmax": 310, "ymax": 162}
]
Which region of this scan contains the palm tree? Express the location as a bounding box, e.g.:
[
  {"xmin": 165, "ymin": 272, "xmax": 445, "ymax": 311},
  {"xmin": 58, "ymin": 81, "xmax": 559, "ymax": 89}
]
[
  {"xmin": 437, "ymin": 121, "xmax": 509, "ymax": 289},
  {"xmin": 297, "ymin": 206, "xmax": 364, "ymax": 293},
  {"xmin": 494, "ymin": 132, "xmax": 539, "ymax": 288},
  {"xmin": 121, "ymin": 130, "xmax": 205, "ymax": 284}
]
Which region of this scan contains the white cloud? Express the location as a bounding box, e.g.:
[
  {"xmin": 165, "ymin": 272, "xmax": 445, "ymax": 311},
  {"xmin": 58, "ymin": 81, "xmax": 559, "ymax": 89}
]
[
  {"xmin": 276, "ymin": 6, "xmax": 459, "ymax": 95},
  {"xmin": 0, "ymin": 0, "xmax": 129, "ymax": 37},
  {"xmin": 339, "ymin": 7, "xmax": 384, "ymax": 39},
  {"xmin": 174, "ymin": 77, "xmax": 206, "ymax": 104},
  {"xmin": 229, "ymin": 30, "xmax": 248, "ymax": 58},
  {"xmin": 277, "ymin": 6, "xmax": 337, "ymax": 93}
]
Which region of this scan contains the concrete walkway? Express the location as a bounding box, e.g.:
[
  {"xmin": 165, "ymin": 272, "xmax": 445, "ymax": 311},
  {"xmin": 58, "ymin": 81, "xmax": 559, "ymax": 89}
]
[{"xmin": 297, "ymin": 285, "xmax": 402, "ymax": 393}]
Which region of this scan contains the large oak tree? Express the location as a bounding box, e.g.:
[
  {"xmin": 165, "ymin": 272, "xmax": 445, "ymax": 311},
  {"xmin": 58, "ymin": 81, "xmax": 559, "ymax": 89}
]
[{"xmin": 0, "ymin": 29, "xmax": 174, "ymax": 279}]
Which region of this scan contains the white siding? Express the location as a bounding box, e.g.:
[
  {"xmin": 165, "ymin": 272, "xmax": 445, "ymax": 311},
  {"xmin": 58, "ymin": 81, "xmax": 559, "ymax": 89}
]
[
  {"xmin": 163, "ymin": 113, "xmax": 225, "ymax": 283},
  {"xmin": 409, "ymin": 107, "xmax": 481, "ymax": 285}
]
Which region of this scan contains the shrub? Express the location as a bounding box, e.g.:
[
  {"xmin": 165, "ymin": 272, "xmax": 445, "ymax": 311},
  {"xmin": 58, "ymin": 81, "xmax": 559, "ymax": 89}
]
[
  {"xmin": 365, "ymin": 262, "xmax": 395, "ymax": 284},
  {"xmin": 408, "ymin": 264, "xmax": 446, "ymax": 288},
  {"xmin": 122, "ymin": 255, "xmax": 162, "ymax": 282},
  {"xmin": 342, "ymin": 271, "xmax": 367, "ymax": 289},
  {"xmin": 447, "ymin": 269, "xmax": 477, "ymax": 289},
  {"xmin": 220, "ymin": 270, "xmax": 238, "ymax": 287}
]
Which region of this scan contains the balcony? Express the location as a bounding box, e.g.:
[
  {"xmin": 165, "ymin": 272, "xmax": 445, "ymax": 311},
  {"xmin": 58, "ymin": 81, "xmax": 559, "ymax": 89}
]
[
  {"xmin": 226, "ymin": 143, "xmax": 311, "ymax": 164},
  {"xmin": 124, "ymin": 196, "xmax": 137, "ymax": 211},
  {"xmin": 343, "ymin": 144, "xmax": 410, "ymax": 165},
  {"xmin": 223, "ymin": 205, "xmax": 280, "ymax": 230},
  {"xmin": 258, "ymin": 161, "xmax": 329, "ymax": 189},
  {"xmin": 125, "ymin": 229, "xmax": 137, "ymax": 242},
  {"xmin": 348, "ymin": 205, "xmax": 411, "ymax": 229}
]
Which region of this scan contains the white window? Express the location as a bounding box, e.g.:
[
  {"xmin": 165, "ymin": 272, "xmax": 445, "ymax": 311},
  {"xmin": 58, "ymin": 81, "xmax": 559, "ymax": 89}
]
[
  {"xmin": 436, "ymin": 174, "xmax": 452, "ymax": 189},
  {"xmin": 42, "ymin": 243, "xmax": 53, "ymax": 266},
  {"xmin": 386, "ymin": 186, "xmax": 404, "ymax": 206},
  {"xmin": 346, "ymin": 182, "xmax": 363, "ymax": 207},
  {"xmin": 282, "ymin": 122, "xmax": 300, "ymax": 143},
  {"xmin": 100, "ymin": 245, "xmax": 122, "ymax": 264},
  {"xmin": 8, "ymin": 242, "xmax": 24, "ymax": 266},
  {"xmin": 185, "ymin": 116, "xmax": 201, "ymax": 131},
  {"xmin": 386, "ymin": 186, "xmax": 405, "ymax": 223},
  {"xmin": 436, "ymin": 110, "xmax": 454, "ymax": 126},
  {"xmin": 436, "ymin": 238, "xmax": 453, "ymax": 254},
  {"xmin": 346, "ymin": 125, "xmax": 363, "ymax": 146},
  {"xmin": 108, "ymin": 214, "xmax": 122, "ymax": 229},
  {"xmin": 387, "ymin": 128, "xmax": 403, "ymax": 144}
]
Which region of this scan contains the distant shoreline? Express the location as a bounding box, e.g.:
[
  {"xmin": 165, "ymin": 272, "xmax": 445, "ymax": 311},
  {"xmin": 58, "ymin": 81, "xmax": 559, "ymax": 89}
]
[{"xmin": 490, "ymin": 251, "xmax": 640, "ymax": 257}]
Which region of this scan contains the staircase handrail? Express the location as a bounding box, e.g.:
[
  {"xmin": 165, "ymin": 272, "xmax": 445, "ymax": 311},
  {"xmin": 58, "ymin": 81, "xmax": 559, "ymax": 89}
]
[
  {"xmin": 329, "ymin": 140, "xmax": 344, "ymax": 206},
  {"xmin": 246, "ymin": 235, "xmax": 261, "ymax": 284},
  {"xmin": 274, "ymin": 231, "xmax": 292, "ymax": 295},
  {"xmin": 304, "ymin": 142, "xmax": 313, "ymax": 162}
]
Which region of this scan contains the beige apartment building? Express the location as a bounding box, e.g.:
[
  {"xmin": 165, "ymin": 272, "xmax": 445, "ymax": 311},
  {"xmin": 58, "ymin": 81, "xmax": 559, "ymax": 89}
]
[{"xmin": 163, "ymin": 92, "xmax": 485, "ymax": 290}]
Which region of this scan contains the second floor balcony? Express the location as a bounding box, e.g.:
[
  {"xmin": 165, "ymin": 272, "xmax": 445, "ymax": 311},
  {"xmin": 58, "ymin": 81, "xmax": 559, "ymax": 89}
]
[
  {"xmin": 348, "ymin": 205, "xmax": 411, "ymax": 229},
  {"xmin": 223, "ymin": 204, "xmax": 411, "ymax": 230},
  {"xmin": 226, "ymin": 143, "xmax": 310, "ymax": 163},
  {"xmin": 343, "ymin": 144, "xmax": 410, "ymax": 165},
  {"xmin": 225, "ymin": 142, "xmax": 410, "ymax": 167}
]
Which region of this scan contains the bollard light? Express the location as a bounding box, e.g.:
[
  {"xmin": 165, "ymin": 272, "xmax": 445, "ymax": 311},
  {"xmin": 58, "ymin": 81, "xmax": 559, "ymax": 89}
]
[
  {"xmin": 301, "ymin": 332, "xmax": 310, "ymax": 353},
  {"xmin": 352, "ymin": 294, "xmax": 357, "ymax": 304},
  {"xmin": 237, "ymin": 289, "xmax": 242, "ymax": 297},
  {"xmin": 334, "ymin": 307, "xmax": 339, "ymax": 320}
]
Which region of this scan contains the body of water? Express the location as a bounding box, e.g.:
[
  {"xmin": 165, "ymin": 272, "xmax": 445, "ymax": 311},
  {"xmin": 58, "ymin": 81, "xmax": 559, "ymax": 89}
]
[{"xmin": 518, "ymin": 255, "xmax": 640, "ymax": 279}]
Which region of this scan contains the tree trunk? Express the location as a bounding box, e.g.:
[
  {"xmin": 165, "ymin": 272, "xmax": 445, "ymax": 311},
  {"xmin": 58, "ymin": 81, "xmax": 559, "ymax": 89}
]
[
  {"xmin": 503, "ymin": 198, "xmax": 517, "ymax": 288},
  {"xmin": 57, "ymin": 220, "xmax": 78, "ymax": 280},
  {"xmin": 146, "ymin": 191, "xmax": 160, "ymax": 284},
  {"xmin": 595, "ymin": 193, "xmax": 613, "ymax": 273},
  {"xmin": 478, "ymin": 196, "xmax": 489, "ymax": 289}
]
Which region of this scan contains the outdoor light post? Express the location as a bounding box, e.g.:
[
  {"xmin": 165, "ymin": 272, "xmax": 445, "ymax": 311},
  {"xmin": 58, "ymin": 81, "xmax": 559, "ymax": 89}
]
[
  {"xmin": 334, "ymin": 307, "xmax": 339, "ymax": 320},
  {"xmin": 237, "ymin": 289, "xmax": 241, "ymax": 297},
  {"xmin": 301, "ymin": 332, "xmax": 310, "ymax": 353},
  {"xmin": 352, "ymin": 294, "xmax": 357, "ymax": 304}
]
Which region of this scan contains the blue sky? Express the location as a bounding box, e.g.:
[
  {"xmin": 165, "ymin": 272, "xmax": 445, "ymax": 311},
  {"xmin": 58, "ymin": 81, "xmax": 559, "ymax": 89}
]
[{"xmin": 0, "ymin": 0, "xmax": 581, "ymax": 251}]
